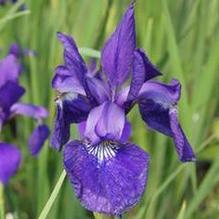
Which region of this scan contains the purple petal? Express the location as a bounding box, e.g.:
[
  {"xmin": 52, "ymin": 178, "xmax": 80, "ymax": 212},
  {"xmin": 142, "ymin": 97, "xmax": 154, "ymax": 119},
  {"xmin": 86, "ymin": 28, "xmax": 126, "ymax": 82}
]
[
  {"xmin": 95, "ymin": 102, "xmax": 125, "ymax": 140},
  {"xmin": 126, "ymin": 50, "xmax": 147, "ymax": 102},
  {"xmin": 138, "ymin": 79, "xmax": 181, "ymax": 103},
  {"xmin": 8, "ymin": 43, "xmax": 36, "ymax": 58},
  {"xmin": 52, "ymin": 65, "xmax": 85, "ymax": 95},
  {"xmin": 85, "ymin": 77, "xmax": 110, "ymax": 104},
  {"xmin": 64, "ymin": 140, "xmax": 149, "ymax": 215},
  {"xmin": 10, "ymin": 103, "xmax": 48, "ymax": 119},
  {"xmin": 124, "ymin": 49, "xmax": 162, "ymax": 111},
  {"xmin": 101, "ymin": 3, "xmax": 136, "ymax": 88},
  {"xmin": 0, "ymin": 55, "xmax": 21, "ymax": 87},
  {"xmin": 136, "ymin": 49, "xmax": 161, "ymax": 81},
  {"xmin": 169, "ymin": 108, "xmax": 195, "ymax": 162},
  {"xmin": 63, "ymin": 95, "xmax": 91, "ymax": 124},
  {"xmin": 84, "ymin": 103, "xmax": 106, "ymax": 143},
  {"xmin": 120, "ymin": 120, "xmax": 132, "ymax": 142},
  {"xmin": 138, "ymin": 80, "xmax": 195, "ymax": 162},
  {"xmin": 8, "ymin": 43, "xmax": 21, "ymax": 58},
  {"xmin": 28, "ymin": 124, "xmax": 50, "ymax": 156},
  {"xmin": 0, "ymin": 143, "xmax": 21, "ymax": 184},
  {"xmin": 51, "ymin": 104, "xmax": 70, "ymax": 151},
  {"xmin": 139, "ymin": 98, "xmax": 172, "ymax": 136},
  {"xmin": 116, "ymin": 86, "xmax": 130, "ymax": 107},
  {"xmin": 57, "ymin": 32, "xmax": 87, "ymax": 81},
  {"xmin": 84, "ymin": 102, "xmax": 125, "ymax": 143},
  {"xmin": 0, "ymin": 113, "xmax": 5, "ymax": 129},
  {"xmin": 138, "ymin": 80, "xmax": 181, "ymax": 136},
  {"xmin": 51, "ymin": 96, "xmax": 90, "ymax": 150},
  {"xmin": 78, "ymin": 121, "xmax": 86, "ymax": 139},
  {"xmin": 0, "ymin": 81, "xmax": 25, "ymax": 110}
]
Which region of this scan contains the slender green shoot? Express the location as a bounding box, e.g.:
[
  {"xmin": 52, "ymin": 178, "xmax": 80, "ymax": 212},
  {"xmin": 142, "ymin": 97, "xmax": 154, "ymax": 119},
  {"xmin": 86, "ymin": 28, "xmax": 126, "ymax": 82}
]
[{"xmin": 38, "ymin": 170, "xmax": 66, "ymax": 219}]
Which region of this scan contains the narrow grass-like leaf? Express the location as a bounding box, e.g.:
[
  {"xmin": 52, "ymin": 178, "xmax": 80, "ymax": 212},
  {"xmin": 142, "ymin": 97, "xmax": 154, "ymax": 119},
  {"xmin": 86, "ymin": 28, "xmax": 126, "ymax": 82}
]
[
  {"xmin": 79, "ymin": 47, "xmax": 101, "ymax": 58},
  {"xmin": 185, "ymin": 151, "xmax": 219, "ymax": 218},
  {"xmin": 38, "ymin": 170, "xmax": 66, "ymax": 219},
  {"xmin": 176, "ymin": 201, "xmax": 186, "ymax": 219}
]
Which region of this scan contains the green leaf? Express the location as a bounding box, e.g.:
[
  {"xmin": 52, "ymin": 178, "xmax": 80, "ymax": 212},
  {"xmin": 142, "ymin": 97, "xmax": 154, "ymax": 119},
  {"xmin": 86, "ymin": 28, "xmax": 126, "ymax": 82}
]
[{"xmin": 38, "ymin": 170, "xmax": 66, "ymax": 219}]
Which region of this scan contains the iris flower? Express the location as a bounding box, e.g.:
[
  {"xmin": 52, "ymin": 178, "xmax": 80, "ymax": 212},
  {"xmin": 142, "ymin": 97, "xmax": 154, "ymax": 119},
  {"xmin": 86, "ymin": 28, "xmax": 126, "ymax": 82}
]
[
  {"xmin": 51, "ymin": 2, "xmax": 195, "ymax": 216},
  {"xmin": 0, "ymin": 45, "xmax": 49, "ymax": 185}
]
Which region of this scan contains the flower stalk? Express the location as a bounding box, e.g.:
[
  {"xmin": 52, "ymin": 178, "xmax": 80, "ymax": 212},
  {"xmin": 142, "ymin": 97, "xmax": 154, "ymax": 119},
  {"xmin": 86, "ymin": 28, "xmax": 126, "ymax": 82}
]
[
  {"xmin": 94, "ymin": 213, "xmax": 103, "ymax": 219},
  {"xmin": 0, "ymin": 183, "xmax": 4, "ymax": 219},
  {"xmin": 93, "ymin": 213, "xmax": 118, "ymax": 219}
]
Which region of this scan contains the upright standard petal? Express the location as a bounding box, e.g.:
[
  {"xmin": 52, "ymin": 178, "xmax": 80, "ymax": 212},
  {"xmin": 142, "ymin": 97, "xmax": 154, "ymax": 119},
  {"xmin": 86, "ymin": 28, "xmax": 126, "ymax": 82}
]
[
  {"xmin": 136, "ymin": 49, "xmax": 161, "ymax": 81},
  {"xmin": 10, "ymin": 103, "xmax": 48, "ymax": 120},
  {"xmin": 0, "ymin": 54, "xmax": 21, "ymax": 87},
  {"xmin": 64, "ymin": 140, "xmax": 149, "ymax": 215},
  {"xmin": 85, "ymin": 77, "xmax": 110, "ymax": 105},
  {"xmin": 57, "ymin": 32, "xmax": 87, "ymax": 81},
  {"xmin": 0, "ymin": 143, "xmax": 21, "ymax": 184},
  {"xmin": 116, "ymin": 49, "xmax": 161, "ymax": 111},
  {"xmin": 0, "ymin": 82, "xmax": 25, "ymax": 110},
  {"xmin": 101, "ymin": 3, "xmax": 136, "ymax": 88},
  {"xmin": 28, "ymin": 124, "xmax": 50, "ymax": 156},
  {"xmin": 138, "ymin": 80, "xmax": 195, "ymax": 162},
  {"xmin": 125, "ymin": 49, "xmax": 161, "ymax": 108}
]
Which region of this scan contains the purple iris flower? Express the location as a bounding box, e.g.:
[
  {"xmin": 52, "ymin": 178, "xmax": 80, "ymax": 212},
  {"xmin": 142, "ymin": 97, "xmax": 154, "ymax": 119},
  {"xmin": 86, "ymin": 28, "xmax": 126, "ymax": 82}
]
[
  {"xmin": 0, "ymin": 45, "xmax": 49, "ymax": 185},
  {"xmin": 8, "ymin": 43, "xmax": 36, "ymax": 58},
  {"xmin": 51, "ymin": 2, "xmax": 195, "ymax": 215}
]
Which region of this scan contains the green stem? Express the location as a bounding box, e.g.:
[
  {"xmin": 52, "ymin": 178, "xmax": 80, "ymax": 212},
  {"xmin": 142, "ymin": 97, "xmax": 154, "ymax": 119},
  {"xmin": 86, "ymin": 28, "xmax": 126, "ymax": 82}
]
[
  {"xmin": 94, "ymin": 213, "xmax": 103, "ymax": 219},
  {"xmin": 0, "ymin": 183, "xmax": 4, "ymax": 219},
  {"xmin": 94, "ymin": 213, "xmax": 118, "ymax": 219},
  {"xmin": 38, "ymin": 170, "xmax": 66, "ymax": 219}
]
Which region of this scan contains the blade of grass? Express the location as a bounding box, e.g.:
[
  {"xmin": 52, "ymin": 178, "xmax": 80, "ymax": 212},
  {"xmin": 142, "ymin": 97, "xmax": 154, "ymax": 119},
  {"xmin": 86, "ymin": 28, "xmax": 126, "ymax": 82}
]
[
  {"xmin": 145, "ymin": 134, "xmax": 216, "ymax": 218},
  {"xmin": 161, "ymin": 0, "xmax": 191, "ymax": 129},
  {"xmin": 79, "ymin": 47, "xmax": 101, "ymax": 58},
  {"xmin": 38, "ymin": 170, "xmax": 66, "ymax": 219},
  {"xmin": 185, "ymin": 157, "xmax": 219, "ymax": 218},
  {"xmin": 176, "ymin": 201, "xmax": 186, "ymax": 219},
  {"xmin": 0, "ymin": 10, "xmax": 30, "ymax": 31},
  {"xmin": 145, "ymin": 164, "xmax": 186, "ymax": 218},
  {"xmin": 161, "ymin": 0, "xmax": 197, "ymax": 209}
]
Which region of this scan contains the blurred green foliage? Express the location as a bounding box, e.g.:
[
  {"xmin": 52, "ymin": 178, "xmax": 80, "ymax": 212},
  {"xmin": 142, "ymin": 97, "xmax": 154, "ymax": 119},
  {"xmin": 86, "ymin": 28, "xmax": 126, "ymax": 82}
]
[{"xmin": 0, "ymin": 0, "xmax": 219, "ymax": 218}]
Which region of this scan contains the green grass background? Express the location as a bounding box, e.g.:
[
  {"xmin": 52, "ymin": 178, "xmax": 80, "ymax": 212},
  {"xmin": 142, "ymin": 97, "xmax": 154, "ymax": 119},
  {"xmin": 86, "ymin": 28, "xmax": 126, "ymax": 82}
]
[{"xmin": 1, "ymin": 0, "xmax": 219, "ymax": 218}]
